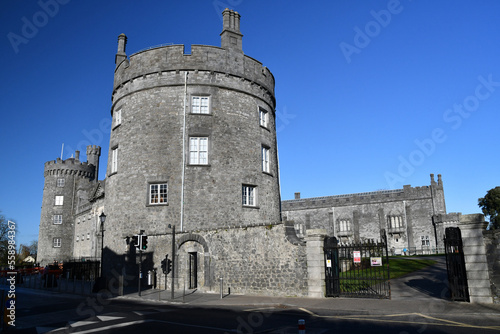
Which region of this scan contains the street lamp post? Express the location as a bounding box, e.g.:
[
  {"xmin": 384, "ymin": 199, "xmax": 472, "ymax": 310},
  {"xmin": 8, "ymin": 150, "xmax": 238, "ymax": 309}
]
[{"xmin": 92, "ymin": 212, "xmax": 106, "ymax": 293}]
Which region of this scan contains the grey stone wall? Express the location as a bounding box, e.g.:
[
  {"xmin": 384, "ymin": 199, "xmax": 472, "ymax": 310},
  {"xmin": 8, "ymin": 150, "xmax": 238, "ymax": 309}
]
[
  {"xmin": 125, "ymin": 223, "xmax": 308, "ymax": 297},
  {"xmin": 483, "ymin": 229, "xmax": 500, "ymax": 303},
  {"xmin": 282, "ymin": 175, "xmax": 446, "ymax": 254}
]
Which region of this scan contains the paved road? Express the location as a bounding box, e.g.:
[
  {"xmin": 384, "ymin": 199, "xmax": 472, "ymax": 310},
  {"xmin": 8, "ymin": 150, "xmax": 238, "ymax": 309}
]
[{"xmin": 10, "ymin": 257, "xmax": 500, "ymax": 333}]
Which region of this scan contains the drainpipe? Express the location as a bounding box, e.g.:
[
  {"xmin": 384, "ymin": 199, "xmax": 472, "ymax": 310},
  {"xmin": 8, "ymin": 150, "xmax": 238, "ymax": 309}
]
[
  {"xmin": 403, "ymin": 200, "xmax": 409, "ymax": 254},
  {"xmin": 180, "ymin": 72, "xmax": 188, "ymax": 232}
]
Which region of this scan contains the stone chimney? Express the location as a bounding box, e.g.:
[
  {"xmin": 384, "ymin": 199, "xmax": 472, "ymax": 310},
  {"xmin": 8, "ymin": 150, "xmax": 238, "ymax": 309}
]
[{"xmin": 220, "ymin": 8, "xmax": 243, "ymax": 52}]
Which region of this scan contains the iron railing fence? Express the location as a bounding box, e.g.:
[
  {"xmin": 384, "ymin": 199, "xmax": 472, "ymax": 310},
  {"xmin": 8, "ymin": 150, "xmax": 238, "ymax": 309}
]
[{"xmin": 325, "ymin": 235, "xmax": 391, "ymax": 299}]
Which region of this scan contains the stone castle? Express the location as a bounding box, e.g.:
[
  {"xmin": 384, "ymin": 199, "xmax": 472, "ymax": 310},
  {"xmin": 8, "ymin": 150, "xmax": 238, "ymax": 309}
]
[{"xmin": 37, "ymin": 9, "xmax": 451, "ymax": 296}]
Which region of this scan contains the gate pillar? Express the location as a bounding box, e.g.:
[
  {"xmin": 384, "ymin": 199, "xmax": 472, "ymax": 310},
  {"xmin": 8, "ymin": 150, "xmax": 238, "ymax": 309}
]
[
  {"xmin": 305, "ymin": 229, "xmax": 327, "ymax": 298},
  {"xmin": 459, "ymin": 214, "xmax": 493, "ymax": 303}
]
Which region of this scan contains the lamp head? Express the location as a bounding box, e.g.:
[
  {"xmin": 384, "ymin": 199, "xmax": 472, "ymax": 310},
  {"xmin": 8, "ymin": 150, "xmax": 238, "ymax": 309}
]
[{"xmin": 99, "ymin": 212, "xmax": 106, "ymax": 224}]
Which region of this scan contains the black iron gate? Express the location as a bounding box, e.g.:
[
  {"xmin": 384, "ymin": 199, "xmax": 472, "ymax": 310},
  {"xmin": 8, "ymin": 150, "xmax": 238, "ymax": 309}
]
[
  {"xmin": 324, "ymin": 232, "xmax": 390, "ymax": 299},
  {"xmin": 444, "ymin": 227, "xmax": 470, "ymax": 302}
]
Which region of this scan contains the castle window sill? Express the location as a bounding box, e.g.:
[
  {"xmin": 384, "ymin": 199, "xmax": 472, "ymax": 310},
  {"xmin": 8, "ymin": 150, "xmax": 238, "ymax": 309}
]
[{"xmin": 242, "ymin": 205, "xmax": 260, "ymax": 210}]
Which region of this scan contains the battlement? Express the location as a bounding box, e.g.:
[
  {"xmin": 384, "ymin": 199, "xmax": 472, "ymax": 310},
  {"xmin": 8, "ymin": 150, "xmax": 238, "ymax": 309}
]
[
  {"xmin": 44, "ymin": 147, "xmax": 98, "ymax": 179},
  {"xmin": 112, "ymin": 9, "xmax": 274, "ymax": 107},
  {"xmin": 113, "ymin": 44, "xmax": 274, "ymax": 98},
  {"xmin": 86, "ymin": 145, "xmax": 101, "ymax": 156},
  {"xmin": 282, "ymin": 184, "xmax": 437, "ymax": 211},
  {"xmin": 44, "ymin": 157, "xmax": 95, "ymax": 178}
]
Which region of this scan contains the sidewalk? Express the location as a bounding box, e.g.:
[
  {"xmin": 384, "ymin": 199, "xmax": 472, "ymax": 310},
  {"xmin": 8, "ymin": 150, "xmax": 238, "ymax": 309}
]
[{"xmin": 118, "ymin": 286, "xmax": 500, "ymax": 318}]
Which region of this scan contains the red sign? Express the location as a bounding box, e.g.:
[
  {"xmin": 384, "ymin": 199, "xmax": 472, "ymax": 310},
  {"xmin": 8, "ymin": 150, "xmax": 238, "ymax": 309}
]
[{"xmin": 353, "ymin": 251, "xmax": 361, "ymax": 263}]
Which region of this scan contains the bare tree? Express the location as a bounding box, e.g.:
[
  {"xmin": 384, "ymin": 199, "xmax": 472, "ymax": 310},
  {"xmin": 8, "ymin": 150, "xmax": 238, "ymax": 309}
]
[{"xmin": 0, "ymin": 211, "xmax": 17, "ymax": 264}]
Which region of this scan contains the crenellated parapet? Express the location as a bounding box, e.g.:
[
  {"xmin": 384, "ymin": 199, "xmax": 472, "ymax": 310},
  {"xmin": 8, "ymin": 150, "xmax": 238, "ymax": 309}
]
[
  {"xmin": 283, "ymin": 174, "xmax": 446, "ymax": 211},
  {"xmin": 86, "ymin": 145, "xmax": 101, "ymax": 158},
  {"xmin": 44, "ymin": 157, "xmax": 95, "ymax": 179},
  {"xmin": 113, "ymin": 8, "xmax": 273, "ymax": 105},
  {"xmin": 112, "ymin": 9, "xmax": 275, "ymax": 116},
  {"xmin": 113, "ymin": 44, "xmax": 275, "ymax": 109}
]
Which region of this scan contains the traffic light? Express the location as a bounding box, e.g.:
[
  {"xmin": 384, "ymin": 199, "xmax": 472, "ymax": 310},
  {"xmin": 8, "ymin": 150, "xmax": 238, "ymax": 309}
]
[
  {"xmin": 167, "ymin": 258, "xmax": 172, "ymax": 274},
  {"xmin": 131, "ymin": 235, "xmax": 139, "ymax": 249},
  {"xmin": 141, "ymin": 235, "xmax": 148, "ymax": 250},
  {"xmin": 161, "ymin": 255, "xmax": 168, "ymax": 274}
]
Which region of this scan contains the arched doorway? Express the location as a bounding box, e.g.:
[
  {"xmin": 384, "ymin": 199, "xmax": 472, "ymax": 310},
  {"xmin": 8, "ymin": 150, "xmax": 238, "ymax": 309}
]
[{"xmin": 176, "ymin": 233, "xmax": 211, "ymax": 291}]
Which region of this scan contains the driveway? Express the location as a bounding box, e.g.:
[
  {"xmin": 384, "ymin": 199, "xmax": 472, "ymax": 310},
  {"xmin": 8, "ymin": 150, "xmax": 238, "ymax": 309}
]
[{"xmin": 390, "ymin": 255, "xmax": 451, "ymax": 301}]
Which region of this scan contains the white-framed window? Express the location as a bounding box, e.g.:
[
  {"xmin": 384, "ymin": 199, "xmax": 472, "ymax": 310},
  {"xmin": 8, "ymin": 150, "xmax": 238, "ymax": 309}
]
[
  {"xmin": 53, "ymin": 238, "xmax": 61, "ymax": 248},
  {"xmin": 421, "ymin": 235, "xmax": 430, "ymax": 247},
  {"xmin": 259, "ymin": 108, "xmax": 268, "ymax": 128},
  {"xmin": 111, "ymin": 147, "xmax": 118, "ymax": 173},
  {"xmin": 189, "ymin": 137, "xmax": 208, "ymax": 165},
  {"xmin": 388, "ymin": 215, "xmax": 403, "ymax": 229},
  {"xmin": 262, "ymin": 146, "xmax": 270, "ymax": 173},
  {"xmin": 242, "ymin": 185, "xmax": 257, "ymax": 206},
  {"xmin": 57, "ymin": 178, "xmax": 65, "ymax": 187},
  {"xmin": 53, "ymin": 215, "xmax": 62, "ymax": 225},
  {"xmin": 339, "ymin": 219, "xmax": 351, "ymax": 232},
  {"xmin": 114, "ymin": 109, "xmax": 122, "ymax": 127},
  {"xmin": 55, "ymin": 196, "xmax": 64, "ymax": 206},
  {"xmin": 150, "ymin": 183, "xmax": 168, "ymax": 205},
  {"xmin": 294, "ymin": 223, "xmax": 305, "ymax": 238},
  {"xmin": 192, "ymin": 96, "xmax": 210, "ymax": 114}
]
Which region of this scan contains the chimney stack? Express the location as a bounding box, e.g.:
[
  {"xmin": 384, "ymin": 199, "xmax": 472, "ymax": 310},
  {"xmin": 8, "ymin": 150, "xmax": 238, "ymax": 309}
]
[{"xmin": 221, "ymin": 8, "xmax": 243, "ymax": 52}]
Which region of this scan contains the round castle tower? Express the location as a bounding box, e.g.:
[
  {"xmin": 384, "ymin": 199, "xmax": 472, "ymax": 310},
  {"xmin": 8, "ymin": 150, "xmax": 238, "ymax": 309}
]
[
  {"xmin": 104, "ymin": 9, "xmax": 280, "ymax": 258},
  {"xmin": 38, "ymin": 146, "xmax": 100, "ymax": 265}
]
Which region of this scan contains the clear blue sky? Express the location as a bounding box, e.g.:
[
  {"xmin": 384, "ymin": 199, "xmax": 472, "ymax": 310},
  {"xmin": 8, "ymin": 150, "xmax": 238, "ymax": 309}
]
[{"xmin": 1, "ymin": 0, "xmax": 499, "ymax": 249}]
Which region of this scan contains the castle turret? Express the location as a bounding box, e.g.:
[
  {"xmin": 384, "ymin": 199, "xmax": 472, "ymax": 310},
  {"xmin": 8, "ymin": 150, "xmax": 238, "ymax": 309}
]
[
  {"xmin": 220, "ymin": 8, "xmax": 243, "ymax": 52},
  {"xmin": 86, "ymin": 145, "xmax": 101, "ymax": 182},
  {"xmin": 105, "ymin": 9, "xmax": 279, "ymax": 278},
  {"xmin": 430, "ymin": 173, "xmax": 446, "ymax": 214},
  {"xmin": 37, "ymin": 146, "xmax": 100, "ymax": 265}
]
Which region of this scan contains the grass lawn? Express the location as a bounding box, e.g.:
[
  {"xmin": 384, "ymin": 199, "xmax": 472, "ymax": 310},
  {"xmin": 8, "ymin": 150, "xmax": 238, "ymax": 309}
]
[
  {"xmin": 336, "ymin": 257, "xmax": 438, "ymax": 293},
  {"xmin": 388, "ymin": 257, "xmax": 437, "ymax": 279}
]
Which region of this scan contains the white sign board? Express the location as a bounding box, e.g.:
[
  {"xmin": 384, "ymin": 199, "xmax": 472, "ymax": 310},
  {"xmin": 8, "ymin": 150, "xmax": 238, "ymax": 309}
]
[
  {"xmin": 326, "ymin": 259, "xmax": 332, "ymax": 268},
  {"xmin": 371, "ymin": 257, "xmax": 382, "ymax": 266}
]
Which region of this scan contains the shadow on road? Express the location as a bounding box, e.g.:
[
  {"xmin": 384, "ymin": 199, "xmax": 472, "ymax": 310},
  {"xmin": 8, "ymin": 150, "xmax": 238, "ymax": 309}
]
[{"xmin": 391, "ymin": 256, "xmax": 451, "ymax": 301}]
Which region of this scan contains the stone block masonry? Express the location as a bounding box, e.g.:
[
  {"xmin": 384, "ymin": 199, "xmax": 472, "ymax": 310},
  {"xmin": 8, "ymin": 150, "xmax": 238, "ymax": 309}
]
[
  {"xmin": 459, "ymin": 214, "xmax": 493, "ymax": 303},
  {"xmin": 148, "ymin": 223, "xmax": 308, "ymax": 297}
]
